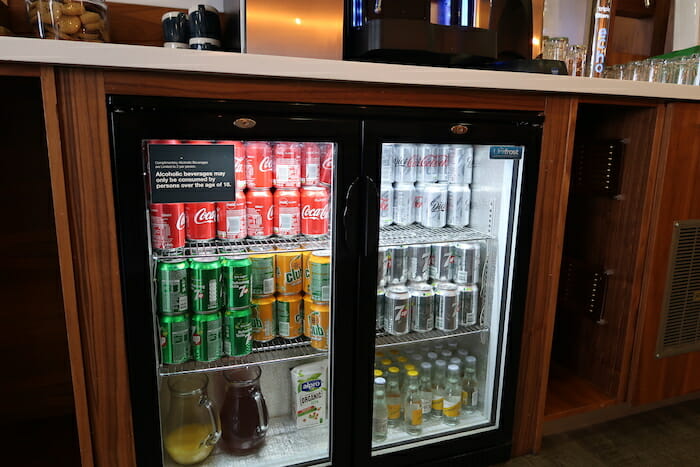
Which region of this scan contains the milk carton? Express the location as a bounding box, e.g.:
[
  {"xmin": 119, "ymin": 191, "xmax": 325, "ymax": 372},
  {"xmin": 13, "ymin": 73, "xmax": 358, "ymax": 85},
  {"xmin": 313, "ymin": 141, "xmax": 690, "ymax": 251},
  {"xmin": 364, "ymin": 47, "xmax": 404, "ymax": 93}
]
[{"xmin": 290, "ymin": 360, "xmax": 327, "ymax": 428}]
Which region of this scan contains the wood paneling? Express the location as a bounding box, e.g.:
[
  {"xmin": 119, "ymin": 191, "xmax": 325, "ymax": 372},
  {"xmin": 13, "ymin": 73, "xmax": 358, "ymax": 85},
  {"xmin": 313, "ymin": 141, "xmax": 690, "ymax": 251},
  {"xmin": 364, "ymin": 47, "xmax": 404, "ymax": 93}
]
[
  {"xmin": 630, "ymin": 103, "xmax": 700, "ymax": 405},
  {"xmin": 54, "ymin": 67, "xmax": 135, "ymax": 466},
  {"xmin": 108, "ymin": 2, "xmax": 184, "ymax": 47},
  {"xmin": 511, "ymin": 96, "xmax": 578, "ymax": 456},
  {"xmin": 544, "ymin": 364, "xmax": 617, "ymax": 421},
  {"xmin": 0, "ymin": 62, "xmax": 39, "ymax": 77}
]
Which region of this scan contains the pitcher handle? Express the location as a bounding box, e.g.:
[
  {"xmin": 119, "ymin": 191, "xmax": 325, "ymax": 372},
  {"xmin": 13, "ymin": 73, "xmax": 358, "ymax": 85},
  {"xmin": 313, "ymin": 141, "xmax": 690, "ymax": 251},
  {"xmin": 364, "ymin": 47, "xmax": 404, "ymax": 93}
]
[
  {"xmin": 200, "ymin": 395, "xmax": 222, "ymax": 446},
  {"xmin": 253, "ymin": 391, "xmax": 269, "ymax": 435}
]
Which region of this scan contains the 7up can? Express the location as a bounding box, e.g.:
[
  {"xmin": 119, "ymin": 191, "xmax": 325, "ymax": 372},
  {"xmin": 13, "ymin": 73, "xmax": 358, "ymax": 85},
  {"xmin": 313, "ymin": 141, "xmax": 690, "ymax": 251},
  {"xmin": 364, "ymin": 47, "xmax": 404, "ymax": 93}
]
[
  {"xmin": 159, "ymin": 313, "xmax": 190, "ymax": 364},
  {"xmin": 222, "ymin": 256, "xmax": 252, "ymax": 309},
  {"xmin": 189, "ymin": 257, "xmax": 222, "ymax": 312},
  {"xmin": 191, "ymin": 311, "xmax": 222, "ymax": 362},
  {"xmin": 224, "ymin": 308, "xmax": 253, "ymax": 356},
  {"xmin": 156, "ymin": 259, "xmax": 189, "ymax": 314},
  {"xmin": 384, "ymin": 285, "xmax": 410, "ymax": 336},
  {"xmin": 276, "ymin": 293, "xmax": 303, "ymax": 339}
]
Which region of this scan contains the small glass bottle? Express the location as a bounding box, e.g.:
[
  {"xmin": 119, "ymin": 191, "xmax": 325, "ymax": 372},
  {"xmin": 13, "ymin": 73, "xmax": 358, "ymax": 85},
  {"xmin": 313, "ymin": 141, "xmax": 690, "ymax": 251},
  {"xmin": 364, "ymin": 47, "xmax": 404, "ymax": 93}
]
[
  {"xmin": 374, "ymin": 369, "xmax": 383, "ymax": 379},
  {"xmin": 419, "ymin": 362, "xmax": 433, "ymax": 419},
  {"xmin": 379, "ymin": 358, "xmax": 393, "ymax": 371},
  {"xmin": 440, "ymin": 350, "xmax": 453, "ymax": 361},
  {"xmin": 462, "ymin": 356, "xmax": 479, "ymax": 415},
  {"xmin": 403, "ymin": 370, "xmax": 423, "ymax": 435},
  {"xmin": 425, "ymin": 351, "xmax": 438, "ymax": 363},
  {"xmin": 431, "ymin": 359, "xmax": 447, "ymax": 419},
  {"xmin": 372, "ymin": 377, "xmax": 389, "ymax": 442},
  {"xmin": 402, "ymin": 363, "xmax": 416, "ymax": 391},
  {"xmin": 449, "ymin": 357, "xmax": 463, "ymax": 377},
  {"xmin": 410, "ymin": 353, "xmax": 424, "ymax": 365},
  {"xmin": 386, "ymin": 366, "xmax": 402, "ymax": 427},
  {"xmin": 443, "ymin": 364, "xmax": 462, "ymax": 425}
]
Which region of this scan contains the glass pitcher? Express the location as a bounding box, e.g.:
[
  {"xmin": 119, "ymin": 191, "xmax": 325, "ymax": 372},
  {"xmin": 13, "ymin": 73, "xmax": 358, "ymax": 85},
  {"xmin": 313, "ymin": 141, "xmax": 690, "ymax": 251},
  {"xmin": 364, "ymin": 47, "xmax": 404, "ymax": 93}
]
[
  {"xmin": 163, "ymin": 374, "xmax": 221, "ymax": 465},
  {"xmin": 220, "ymin": 365, "xmax": 269, "ymax": 454}
]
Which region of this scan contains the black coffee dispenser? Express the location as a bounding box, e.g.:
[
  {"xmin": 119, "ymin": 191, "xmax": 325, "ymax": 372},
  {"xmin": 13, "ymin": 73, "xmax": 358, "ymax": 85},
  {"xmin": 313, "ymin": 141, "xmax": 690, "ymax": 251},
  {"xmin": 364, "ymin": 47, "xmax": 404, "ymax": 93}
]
[{"xmin": 344, "ymin": 0, "xmax": 533, "ymax": 67}]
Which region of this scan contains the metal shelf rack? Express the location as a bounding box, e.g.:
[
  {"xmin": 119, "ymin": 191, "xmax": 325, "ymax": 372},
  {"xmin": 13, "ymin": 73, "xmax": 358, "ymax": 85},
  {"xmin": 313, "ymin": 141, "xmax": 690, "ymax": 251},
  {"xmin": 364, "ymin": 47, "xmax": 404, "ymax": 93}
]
[
  {"xmin": 379, "ymin": 225, "xmax": 491, "ymax": 247},
  {"xmin": 375, "ymin": 325, "xmax": 487, "ymax": 348}
]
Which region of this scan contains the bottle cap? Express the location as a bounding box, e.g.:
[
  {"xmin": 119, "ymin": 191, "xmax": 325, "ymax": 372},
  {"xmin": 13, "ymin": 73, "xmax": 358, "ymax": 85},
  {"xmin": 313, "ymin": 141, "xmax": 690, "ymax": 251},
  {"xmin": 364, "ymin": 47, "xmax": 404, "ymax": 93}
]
[
  {"xmin": 375, "ymin": 377, "xmax": 386, "ymax": 385},
  {"xmin": 374, "ymin": 369, "xmax": 383, "ymax": 377},
  {"xmin": 407, "ymin": 370, "xmax": 419, "ymax": 377},
  {"xmin": 388, "ymin": 366, "xmax": 400, "ymax": 374}
]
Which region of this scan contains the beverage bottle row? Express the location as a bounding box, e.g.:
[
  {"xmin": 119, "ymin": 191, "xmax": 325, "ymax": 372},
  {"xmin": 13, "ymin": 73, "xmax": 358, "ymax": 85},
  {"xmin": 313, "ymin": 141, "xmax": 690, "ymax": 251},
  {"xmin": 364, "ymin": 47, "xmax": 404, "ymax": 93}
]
[{"xmin": 381, "ymin": 143, "xmax": 473, "ymax": 185}]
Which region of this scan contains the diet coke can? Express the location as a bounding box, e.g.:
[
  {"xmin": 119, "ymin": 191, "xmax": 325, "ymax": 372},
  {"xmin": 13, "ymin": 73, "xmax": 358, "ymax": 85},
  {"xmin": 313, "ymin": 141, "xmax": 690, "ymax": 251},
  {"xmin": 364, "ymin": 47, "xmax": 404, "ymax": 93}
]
[
  {"xmin": 273, "ymin": 188, "xmax": 301, "ymax": 237},
  {"xmin": 414, "ymin": 183, "xmax": 425, "ymax": 225},
  {"xmin": 376, "ymin": 286, "xmax": 385, "ymax": 330},
  {"xmin": 381, "ymin": 143, "xmax": 395, "ymax": 184},
  {"xmin": 416, "ymin": 144, "xmax": 438, "ymax": 183},
  {"xmin": 245, "ymin": 141, "xmax": 273, "ymax": 188},
  {"xmin": 218, "ymin": 140, "xmax": 246, "ymax": 191},
  {"xmin": 430, "ymin": 243, "xmax": 454, "ymax": 281},
  {"xmin": 150, "ymin": 203, "xmax": 185, "ymax": 252},
  {"xmin": 246, "ymin": 189, "xmax": 274, "ymax": 239},
  {"xmin": 409, "ymin": 282, "xmax": 434, "ymax": 332},
  {"xmin": 453, "ymin": 242, "xmax": 482, "ymax": 284},
  {"xmin": 216, "ymin": 193, "xmax": 247, "ymax": 240},
  {"xmin": 407, "ymin": 244, "xmax": 431, "ymax": 282},
  {"xmin": 384, "ymin": 285, "xmax": 410, "ymax": 336},
  {"xmin": 301, "ymin": 142, "xmax": 321, "ymax": 186},
  {"xmin": 185, "ymin": 202, "xmax": 216, "ymax": 242},
  {"xmin": 273, "ymin": 142, "xmax": 301, "ymax": 188},
  {"xmin": 458, "ymin": 284, "xmax": 479, "ymax": 327},
  {"xmin": 393, "ymin": 182, "xmax": 415, "ymax": 226},
  {"xmin": 301, "ymin": 186, "xmax": 330, "ymax": 236},
  {"xmin": 447, "ymin": 184, "xmax": 471, "ymax": 227},
  {"xmin": 387, "ymin": 245, "xmax": 407, "ymax": 285},
  {"xmin": 393, "ymin": 144, "xmax": 417, "ymax": 183},
  {"xmin": 463, "ymin": 144, "xmax": 474, "ymax": 184},
  {"xmin": 320, "ymin": 143, "xmax": 334, "ymax": 186},
  {"xmin": 421, "ymin": 183, "xmax": 448, "ymax": 228},
  {"xmin": 434, "ymin": 282, "xmax": 459, "ymax": 331},
  {"xmin": 379, "ymin": 183, "xmax": 394, "ymax": 226},
  {"xmin": 448, "ymin": 145, "xmax": 469, "ymax": 185},
  {"xmin": 435, "ymin": 145, "xmax": 450, "ymax": 183},
  {"xmin": 378, "ymin": 247, "xmax": 388, "ymax": 286}
]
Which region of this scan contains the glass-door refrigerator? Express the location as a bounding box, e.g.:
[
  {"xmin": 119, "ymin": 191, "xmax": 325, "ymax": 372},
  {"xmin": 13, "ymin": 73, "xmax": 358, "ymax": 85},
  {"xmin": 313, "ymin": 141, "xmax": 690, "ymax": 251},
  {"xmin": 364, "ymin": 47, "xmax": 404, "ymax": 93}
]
[{"xmin": 108, "ymin": 97, "xmax": 541, "ymax": 467}]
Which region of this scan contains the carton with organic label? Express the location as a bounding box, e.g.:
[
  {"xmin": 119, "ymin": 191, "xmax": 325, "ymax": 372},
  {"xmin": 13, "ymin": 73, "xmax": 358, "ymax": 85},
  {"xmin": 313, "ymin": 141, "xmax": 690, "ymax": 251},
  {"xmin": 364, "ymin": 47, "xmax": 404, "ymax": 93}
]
[{"xmin": 290, "ymin": 360, "xmax": 327, "ymax": 428}]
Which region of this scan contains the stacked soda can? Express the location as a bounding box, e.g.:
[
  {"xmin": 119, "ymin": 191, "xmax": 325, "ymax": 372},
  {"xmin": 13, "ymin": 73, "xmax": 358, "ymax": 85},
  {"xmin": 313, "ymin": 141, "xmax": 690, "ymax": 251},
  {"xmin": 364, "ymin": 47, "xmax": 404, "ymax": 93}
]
[
  {"xmin": 376, "ymin": 241, "xmax": 483, "ymax": 336},
  {"xmin": 379, "ymin": 143, "xmax": 473, "ymax": 229}
]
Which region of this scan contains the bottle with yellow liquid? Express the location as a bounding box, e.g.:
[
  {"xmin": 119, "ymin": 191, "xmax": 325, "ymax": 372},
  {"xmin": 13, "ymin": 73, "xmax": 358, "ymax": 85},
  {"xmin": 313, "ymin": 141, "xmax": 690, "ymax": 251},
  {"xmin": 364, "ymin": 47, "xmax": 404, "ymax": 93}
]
[
  {"xmin": 386, "ymin": 366, "xmax": 402, "ymax": 427},
  {"xmin": 442, "ymin": 364, "xmax": 462, "ymax": 426},
  {"xmin": 163, "ymin": 374, "xmax": 221, "ymax": 465},
  {"xmin": 403, "ymin": 370, "xmax": 422, "ymax": 435}
]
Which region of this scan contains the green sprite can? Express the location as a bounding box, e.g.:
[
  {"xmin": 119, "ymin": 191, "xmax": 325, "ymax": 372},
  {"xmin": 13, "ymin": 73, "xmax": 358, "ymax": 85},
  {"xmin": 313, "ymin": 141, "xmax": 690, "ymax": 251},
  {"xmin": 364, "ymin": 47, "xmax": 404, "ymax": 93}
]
[
  {"xmin": 189, "ymin": 257, "xmax": 222, "ymax": 312},
  {"xmin": 223, "ymin": 308, "xmax": 253, "ymax": 356},
  {"xmin": 222, "ymin": 256, "xmax": 252, "ymax": 309},
  {"xmin": 159, "ymin": 313, "xmax": 190, "ymax": 364},
  {"xmin": 191, "ymin": 311, "xmax": 223, "ymax": 362},
  {"xmin": 250, "ymin": 253, "xmax": 275, "ymax": 297},
  {"xmin": 156, "ymin": 259, "xmax": 189, "ymax": 314}
]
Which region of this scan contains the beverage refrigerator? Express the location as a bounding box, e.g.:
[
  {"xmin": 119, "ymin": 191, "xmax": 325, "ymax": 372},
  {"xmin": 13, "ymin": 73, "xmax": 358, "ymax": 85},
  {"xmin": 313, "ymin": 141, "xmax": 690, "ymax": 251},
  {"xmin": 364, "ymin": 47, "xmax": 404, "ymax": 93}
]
[{"xmin": 108, "ymin": 96, "xmax": 541, "ymax": 466}]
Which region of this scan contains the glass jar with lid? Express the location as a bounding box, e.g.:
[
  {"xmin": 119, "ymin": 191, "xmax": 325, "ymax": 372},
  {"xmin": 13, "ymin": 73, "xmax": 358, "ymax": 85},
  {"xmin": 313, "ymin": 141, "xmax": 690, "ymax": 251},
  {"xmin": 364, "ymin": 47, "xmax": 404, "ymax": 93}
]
[{"xmin": 25, "ymin": 0, "xmax": 110, "ymax": 42}]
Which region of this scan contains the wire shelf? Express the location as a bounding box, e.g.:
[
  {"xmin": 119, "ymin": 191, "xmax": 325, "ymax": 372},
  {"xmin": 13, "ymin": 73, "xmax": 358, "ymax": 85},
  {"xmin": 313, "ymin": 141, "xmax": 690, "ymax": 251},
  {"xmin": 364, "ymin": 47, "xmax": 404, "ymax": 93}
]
[
  {"xmin": 379, "ymin": 225, "xmax": 492, "ymax": 247},
  {"xmin": 375, "ymin": 325, "xmax": 487, "ymax": 348},
  {"xmin": 160, "ymin": 336, "xmax": 325, "ymax": 376}
]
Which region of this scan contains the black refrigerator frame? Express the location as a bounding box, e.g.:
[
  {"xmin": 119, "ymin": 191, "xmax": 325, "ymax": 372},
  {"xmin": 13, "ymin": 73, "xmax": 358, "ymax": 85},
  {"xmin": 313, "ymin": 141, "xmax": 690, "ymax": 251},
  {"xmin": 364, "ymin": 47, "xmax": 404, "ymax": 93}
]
[{"xmin": 106, "ymin": 95, "xmax": 542, "ymax": 467}]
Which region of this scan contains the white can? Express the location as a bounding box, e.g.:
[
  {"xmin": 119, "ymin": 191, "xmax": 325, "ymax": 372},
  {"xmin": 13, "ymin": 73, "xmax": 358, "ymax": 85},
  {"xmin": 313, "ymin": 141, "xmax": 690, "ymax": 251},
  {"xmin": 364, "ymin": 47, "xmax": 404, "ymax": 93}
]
[
  {"xmin": 414, "ymin": 182, "xmax": 426, "ymax": 225},
  {"xmin": 393, "ymin": 144, "xmax": 417, "ymax": 183},
  {"xmin": 416, "ymin": 144, "xmax": 438, "ymax": 183},
  {"xmin": 447, "ymin": 145, "xmax": 468, "ymax": 185},
  {"xmin": 393, "ymin": 182, "xmax": 415, "ymax": 226},
  {"xmin": 463, "ymin": 144, "xmax": 474, "ymax": 184},
  {"xmin": 435, "ymin": 145, "xmax": 450, "ymax": 183},
  {"xmin": 447, "ymin": 184, "xmax": 471, "ymax": 227},
  {"xmin": 421, "ymin": 183, "xmax": 448, "ymax": 228},
  {"xmin": 379, "ymin": 183, "xmax": 394, "ymax": 226},
  {"xmin": 381, "ymin": 143, "xmax": 395, "ymax": 184}
]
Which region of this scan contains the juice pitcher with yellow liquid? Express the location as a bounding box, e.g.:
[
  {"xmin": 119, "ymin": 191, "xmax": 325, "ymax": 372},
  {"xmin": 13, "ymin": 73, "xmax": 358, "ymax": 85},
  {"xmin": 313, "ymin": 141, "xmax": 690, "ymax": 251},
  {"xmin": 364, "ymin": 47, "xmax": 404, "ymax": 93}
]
[{"xmin": 163, "ymin": 373, "xmax": 221, "ymax": 465}]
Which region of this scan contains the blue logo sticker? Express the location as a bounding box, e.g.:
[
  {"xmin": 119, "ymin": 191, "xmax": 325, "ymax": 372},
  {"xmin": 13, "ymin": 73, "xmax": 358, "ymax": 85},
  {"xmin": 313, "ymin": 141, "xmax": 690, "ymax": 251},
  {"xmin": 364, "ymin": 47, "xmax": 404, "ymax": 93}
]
[
  {"xmin": 302, "ymin": 380, "xmax": 322, "ymax": 392},
  {"xmin": 489, "ymin": 146, "xmax": 524, "ymax": 159}
]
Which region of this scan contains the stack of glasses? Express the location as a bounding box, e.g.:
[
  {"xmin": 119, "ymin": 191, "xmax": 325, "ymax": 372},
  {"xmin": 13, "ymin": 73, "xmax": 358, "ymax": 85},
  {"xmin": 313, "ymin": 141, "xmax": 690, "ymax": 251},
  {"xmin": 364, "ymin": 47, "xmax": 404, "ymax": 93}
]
[{"xmin": 604, "ymin": 54, "xmax": 700, "ymax": 86}]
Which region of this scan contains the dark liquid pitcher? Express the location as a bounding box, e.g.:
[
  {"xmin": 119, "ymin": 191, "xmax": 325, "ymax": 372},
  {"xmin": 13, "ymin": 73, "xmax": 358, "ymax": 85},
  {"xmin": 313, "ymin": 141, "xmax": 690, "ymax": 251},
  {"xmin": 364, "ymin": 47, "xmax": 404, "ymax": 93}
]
[{"xmin": 220, "ymin": 365, "xmax": 269, "ymax": 454}]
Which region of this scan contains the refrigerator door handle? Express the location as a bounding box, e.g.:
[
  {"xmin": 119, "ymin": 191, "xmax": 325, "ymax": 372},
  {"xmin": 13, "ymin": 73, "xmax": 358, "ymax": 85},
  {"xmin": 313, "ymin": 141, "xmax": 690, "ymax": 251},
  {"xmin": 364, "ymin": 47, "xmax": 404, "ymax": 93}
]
[
  {"xmin": 343, "ymin": 177, "xmax": 363, "ymax": 253},
  {"xmin": 364, "ymin": 176, "xmax": 379, "ymax": 257}
]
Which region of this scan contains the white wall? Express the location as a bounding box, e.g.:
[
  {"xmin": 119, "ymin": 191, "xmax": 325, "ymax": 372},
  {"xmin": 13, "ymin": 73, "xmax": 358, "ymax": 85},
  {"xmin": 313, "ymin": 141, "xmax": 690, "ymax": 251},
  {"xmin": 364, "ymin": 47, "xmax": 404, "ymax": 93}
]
[{"xmin": 542, "ymin": 0, "xmax": 593, "ymax": 46}]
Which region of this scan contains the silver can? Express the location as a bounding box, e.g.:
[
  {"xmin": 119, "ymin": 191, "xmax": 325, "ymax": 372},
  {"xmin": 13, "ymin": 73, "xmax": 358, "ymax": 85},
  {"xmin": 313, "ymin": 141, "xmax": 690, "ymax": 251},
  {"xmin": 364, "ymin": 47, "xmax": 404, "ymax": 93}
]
[
  {"xmin": 393, "ymin": 182, "xmax": 415, "ymax": 226},
  {"xmin": 434, "ymin": 282, "xmax": 459, "ymax": 331},
  {"xmin": 447, "ymin": 145, "xmax": 468, "ymax": 185},
  {"xmin": 416, "ymin": 144, "xmax": 438, "ymax": 183},
  {"xmin": 393, "ymin": 144, "xmax": 417, "ymax": 183},
  {"xmin": 387, "ymin": 245, "xmax": 408, "ymax": 284},
  {"xmin": 379, "ymin": 183, "xmax": 394, "ymax": 226},
  {"xmin": 453, "ymin": 242, "xmax": 481, "ymax": 284},
  {"xmin": 463, "ymin": 144, "xmax": 474, "ymax": 184},
  {"xmin": 377, "ymin": 285, "xmax": 386, "ymax": 330},
  {"xmin": 378, "ymin": 247, "xmax": 388, "ymax": 286},
  {"xmin": 414, "ymin": 182, "xmax": 426, "ymax": 225},
  {"xmin": 384, "ymin": 285, "xmax": 410, "ymax": 335},
  {"xmin": 409, "ymin": 282, "xmax": 434, "ymax": 332},
  {"xmin": 381, "ymin": 143, "xmax": 395, "ymax": 184},
  {"xmin": 421, "ymin": 183, "xmax": 448, "ymax": 228},
  {"xmin": 458, "ymin": 284, "xmax": 479, "ymax": 327},
  {"xmin": 407, "ymin": 244, "xmax": 431, "ymax": 282},
  {"xmin": 447, "ymin": 184, "xmax": 471, "ymax": 227},
  {"xmin": 430, "ymin": 243, "xmax": 454, "ymax": 281},
  {"xmin": 435, "ymin": 144, "xmax": 450, "ymax": 183}
]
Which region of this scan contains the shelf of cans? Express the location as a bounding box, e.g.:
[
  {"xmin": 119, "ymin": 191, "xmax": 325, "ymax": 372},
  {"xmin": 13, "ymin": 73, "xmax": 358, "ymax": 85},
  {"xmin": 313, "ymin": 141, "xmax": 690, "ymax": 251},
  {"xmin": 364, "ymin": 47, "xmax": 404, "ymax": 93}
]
[
  {"xmin": 375, "ymin": 325, "xmax": 486, "ymax": 348},
  {"xmin": 149, "ymin": 140, "xmax": 333, "ymax": 259},
  {"xmin": 378, "ymin": 224, "xmax": 490, "ymax": 248},
  {"xmin": 156, "ymin": 248, "xmax": 332, "ymax": 375}
]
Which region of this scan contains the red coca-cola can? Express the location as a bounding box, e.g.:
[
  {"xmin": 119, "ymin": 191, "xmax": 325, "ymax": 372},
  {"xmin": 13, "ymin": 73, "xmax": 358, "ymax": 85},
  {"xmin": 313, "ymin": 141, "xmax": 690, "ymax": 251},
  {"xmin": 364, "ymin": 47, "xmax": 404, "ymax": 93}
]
[
  {"xmin": 300, "ymin": 186, "xmax": 329, "ymax": 237},
  {"xmin": 246, "ymin": 189, "xmax": 274, "ymax": 239},
  {"xmin": 218, "ymin": 140, "xmax": 246, "ymax": 191},
  {"xmin": 273, "ymin": 142, "xmax": 301, "ymax": 188},
  {"xmin": 301, "ymin": 142, "xmax": 321, "ymax": 186},
  {"xmin": 185, "ymin": 202, "xmax": 216, "ymax": 242},
  {"xmin": 245, "ymin": 141, "xmax": 273, "ymax": 188},
  {"xmin": 320, "ymin": 143, "xmax": 334, "ymax": 186},
  {"xmin": 150, "ymin": 203, "xmax": 186, "ymax": 251},
  {"xmin": 273, "ymin": 189, "xmax": 301, "ymax": 237},
  {"xmin": 216, "ymin": 191, "xmax": 247, "ymax": 240}
]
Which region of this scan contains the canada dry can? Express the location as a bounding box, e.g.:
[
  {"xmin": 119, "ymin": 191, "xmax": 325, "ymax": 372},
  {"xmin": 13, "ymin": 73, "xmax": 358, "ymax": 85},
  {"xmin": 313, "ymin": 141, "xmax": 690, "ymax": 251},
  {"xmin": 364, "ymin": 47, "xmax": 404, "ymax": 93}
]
[
  {"xmin": 421, "ymin": 184, "xmax": 448, "ymax": 228},
  {"xmin": 387, "ymin": 245, "xmax": 407, "ymax": 285},
  {"xmin": 407, "ymin": 244, "xmax": 431, "ymax": 282},
  {"xmin": 435, "ymin": 145, "xmax": 450, "ymax": 183},
  {"xmin": 379, "ymin": 183, "xmax": 394, "ymax": 227},
  {"xmin": 458, "ymin": 284, "xmax": 479, "ymax": 327},
  {"xmin": 308, "ymin": 301, "xmax": 330, "ymax": 351},
  {"xmin": 447, "ymin": 145, "xmax": 468, "ymax": 185},
  {"xmin": 223, "ymin": 308, "xmax": 253, "ymax": 356},
  {"xmin": 384, "ymin": 285, "xmax": 410, "ymax": 336},
  {"xmin": 189, "ymin": 257, "xmax": 222, "ymax": 312},
  {"xmin": 310, "ymin": 250, "xmax": 331, "ymax": 302},
  {"xmin": 447, "ymin": 185, "xmax": 471, "ymax": 228},
  {"xmin": 276, "ymin": 293, "xmax": 303, "ymax": 339},
  {"xmin": 416, "ymin": 144, "xmax": 438, "ymax": 183},
  {"xmin": 376, "ymin": 286, "xmax": 385, "ymax": 330},
  {"xmin": 393, "ymin": 144, "xmax": 417, "ymax": 183},
  {"xmin": 409, "ymin": 282, "xmax": 434, "ymax": 332},
  {"xmin": 381, "ymin": 143, "xmax": 395, "ymax": 184},
  {"xmin": 156, "ymin": 259, "xmax": 189, "ymax": 314},
  {"xmin": 251, "ymin": 295, "xmax": 276, "ymax": 342},
  {"xmin": 377, "ymin": 247, "xmax": 388, "ymax": 286},
  {"xmin": 160, "ymin": 312, "xmax": 190, "ymax": 364},
  {"xmin": 276, "ymin": 252, "xmax": 303, "ymax": 294},
  {"xmin": 434, "ymin": 282, "xmax": 459, "ymax": 331},
  {"xmin": 393, "ymin": 182, "xmax": 415, "ymax": 226},
  {"xmin": 250, "ymin": 253, "xmax": 275, "ymax": 296},
  {"xmin": 221, "ymin": 256, "xmax": 252, "ymax": 309},
  {"xmin": 191, "ymin": 311, "xmax": 223, "ymax": 362},
  {"xmin": 430, "ymin": 243, "xmax": 454, "ymax": 281},
  {"xmin": 453, "ymin": 242, "xmax": 481, "ymax": 284}
]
